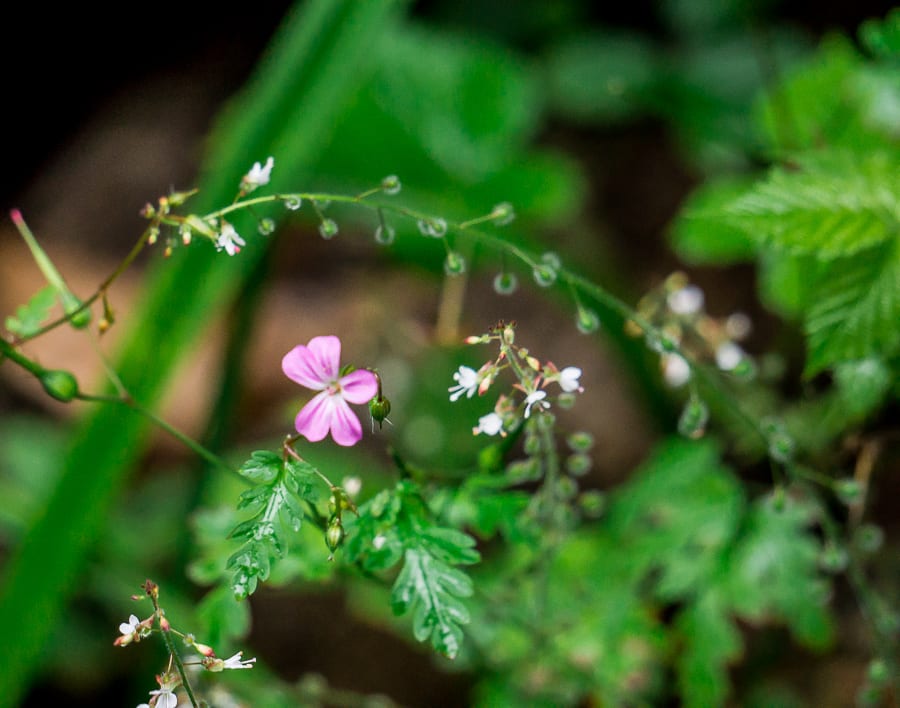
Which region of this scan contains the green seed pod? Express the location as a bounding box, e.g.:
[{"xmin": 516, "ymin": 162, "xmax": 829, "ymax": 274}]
[
  {"xmin": 319, "ymin": 219, "xmax": 339, "ymax": 240},
  {"xmin": 369, "ymin": 395, "xmax": 391, "ymax": 429},
  {"xmin": 40, "ymin": 369, "xmax": 79, "ymax": 402},
  {"xmin": 576, "ymin": 306, "xmax": 600, "ymax": 334},
  {"xmin": 678, "ymin": 396, "xmax": 709, "ymax": 439},
  {"xmin": 325, "ymin": 518, "xmax": 344, "ymax": 553}
]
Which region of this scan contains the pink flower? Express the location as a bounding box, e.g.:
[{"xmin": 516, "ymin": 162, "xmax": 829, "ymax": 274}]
[{"xmin": 282, "ymin": 336, "xmax": 377, "ymax": 446}]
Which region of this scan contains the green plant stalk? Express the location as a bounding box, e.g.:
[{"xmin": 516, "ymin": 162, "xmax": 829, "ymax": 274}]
[
  {"xmin": 0, "ymin": 2, "xmax": 406, "ymax": 705},
  {"xmin": 9, "ymin": 209, "xmax": 88, "ymax": 326}
]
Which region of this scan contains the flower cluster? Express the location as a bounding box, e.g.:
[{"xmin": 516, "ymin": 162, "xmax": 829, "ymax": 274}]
[
  {"xmin": 449, "ymin": 322, "xmax": 584, "ymax": 437},
  {"xmin": 115, "ymin": 581, "xmax": 256, "ymax": 708},
  {"xmin": 628, "ymin": 271, "xmax": 754, "ymax": 388}
]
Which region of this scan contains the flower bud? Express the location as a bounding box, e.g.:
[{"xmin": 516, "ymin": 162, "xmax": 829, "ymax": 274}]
[
  {"xmin": 576, "ymin": 306, "xmax": 600, "ymax": 334},
  {"xmin": 678, "ymin": 396, "xmax": 709, "ymax": 439},
  {"xmin": 325, "ymin": 517, "xmax": 344, "ymax": 554},
  {"xmin": 40, "ymin": 369, "xmax": 79, "ymax": 402},
  {"xmin": 369, "ymin": 395, "xmax": 391, "ymax": 429}
]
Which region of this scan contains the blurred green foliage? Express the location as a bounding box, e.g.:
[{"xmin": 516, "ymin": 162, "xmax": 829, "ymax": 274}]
[{"xmin": 0, "ymin": 2, "xmax": 898, "ymax": 707}]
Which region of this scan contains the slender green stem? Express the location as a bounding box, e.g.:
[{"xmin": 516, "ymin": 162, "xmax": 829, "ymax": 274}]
[
  {"xmin": 75, "ymin": 392, "xmax": 237, "ymax": 476},
  {"xmin": 12, "ymin": 223, "xmax": 157, "ymax": 345},
  {"xmin": 0, "ymin": 339, "xmax": 45, "ymax": 376}
]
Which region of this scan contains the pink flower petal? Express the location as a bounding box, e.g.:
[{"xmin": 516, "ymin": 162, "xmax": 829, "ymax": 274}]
[
  {"xmin": 340, "ymin": 369, "xmax": 378, "ymax": 404},
  {"xmin": 329, "ymin": 397, "xmax": 363, "ymax": 446},
  {"xmin": 282, "ymin": 335, "xmax": 341, "ymax": 390},
  {"xmin": 294, "ymin": 391, "xmax": 333, "ymax": 442}
]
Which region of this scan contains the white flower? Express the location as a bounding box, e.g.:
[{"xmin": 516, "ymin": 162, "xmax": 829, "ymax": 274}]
[
  {"xmin": 473, "ymin": 412, "xmax": 504, "ymax": 436},
  {"xmin": 558, "ymin": 366, "xmax": 583, "ymax": 393},
  {"xmin": 241, "ymin": 156, "xmax": 274, "ymax": 192},
  {"xmin": 715, "ymin": 342, "xmax": 744, "ymax": 371},
  {"xmin": 373, "ymin": 534, "xmax": 387, "ymax": 550},
  {"xmin": 119, "ymin": 614, "xmax": 141, "ymax": 636},
  {"xmin": 342, "ymin": 476, "xmax": 362, "ymax": 497},
  {"xmin": 215, "ymin": 223, "xmax": 246, "ymax": 256},
  {"xmin": 222, "ymin": 651, "xmax": 257, "ymax": 670},
  {"xmin": 524, "ymin": 390, "xmax": 550, "ymax": 418},
  {"xmin": 148, "ymin": 687, "xmax": 178, "ymax": 708},
  {"xmin": 661, "ymin": 354, "xmax": 691, "ymax": 387},
  {"xmin": 667, "ymin": 285, "xmax": 704, "ymax": 315},
  {"xmin": 449, "ymin": 366, "xmax": 480, "ymax": 402}
]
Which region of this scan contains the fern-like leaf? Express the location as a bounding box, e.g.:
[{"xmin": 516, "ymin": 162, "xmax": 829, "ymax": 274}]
[
  {"xmin": 226, "ymin": 451, "xmax": 320, "ymax": 599},
  {"xmin": 804, "ymin": 240, "xmax": 900, "ymax": 374},
  {"xmin": 346, "ymin": 480, "xmax": 480, "ymax": 658},
  {"xmin": 725, "ymin": 152, "xmax": 900, "ymax": 259}
]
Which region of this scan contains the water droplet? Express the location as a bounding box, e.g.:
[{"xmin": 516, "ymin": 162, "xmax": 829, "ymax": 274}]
[
  {"xmin": 444, "ymin": 251, "xmax": 466, "ymax": 276},
  {"xmin": 491, "ymin": 201, "xmax": 515, "ymax": 226},
  {"xmin": 532, "ymin": 264, "xmax": 557, "ymax": 287},
  {"xmin": 854, "ymin": 524, "xmax": 884, "ymax": 553},
  {"xmin": 493, "ymin": 271, "xmax": 518, "ymax": 295},
  {"xmin": 678, "ymin": 396, "xmax": 709, "ymax": 439},
  {"xmin": 835, "ymin": 478, "xmax": 861, "ymax": 505},
  {"xmin": 319, "ymin": 219, "xmax": 338, "ymax": 240},
  {"xmin": 374, "ymin": 224, "xmax": 395, "ymax": 245},
  {"xmin": 576, "ymin": 307, "xmax": 600, "ymax": 334},
  {"xmin": 284, "ymin": 195, "xmax": 302, "ymax": 211},
  {"xmin": 417, "ymin": 217, "xmax": 447, "ymax": 238},
  {"xmin": 381, "ymin": 174, "xmax": 401, "ymax": 195},
  {"xmin": 541, "ymin": 251, "xmax": 562, "ymax": 270},
  {"xmin": 258, "ymin": 217, "xmax": 276, "ymax": 236},
  {"xmin": 818, "ymin": 544, "xmax": 848, "ymax": 573}
]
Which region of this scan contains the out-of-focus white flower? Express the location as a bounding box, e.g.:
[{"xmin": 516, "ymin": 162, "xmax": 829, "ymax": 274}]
[
  {"xmin": 473, "ymin": 412, "xmax": 504, "ymax": 436},
  {"xmin": 524, "ymin": 390, "xmax": 550, "ymax": 418},
  {"xmin": 667, "ymin": 285, "xmax": 704, "ymax": 315},
  {"xmin": 241, "ymin": 156, "xmax": 274, "ymax": 193},
  {"xmin": 558, "ymin": 366, "xmax": 583, "ymax": 393},
  {"xmin": 449, "ymin": 366, "xmax": 480, "ymax": 401},
  {"xmin": 661, "ymin": 354, "xmax": 691, "ymax": 387},
  {"xmin": 716, "ymin": 342, "xmax": 744, "ymax": 371},
  {"xmin": 215, "ymin": 223, "xmax": 246, "ymax": 256}
]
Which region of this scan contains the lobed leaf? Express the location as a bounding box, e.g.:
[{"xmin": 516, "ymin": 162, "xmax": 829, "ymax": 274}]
[
  {"xmin": 4, "ymin": 286, "xmax": 57, "ymax": 338},
  {"xmin": 724, "ymin": 152, "xmax": 900, "ymax": 259},
  {"xmin": 804, "ymin": 240, "xmax": 900, "ymax": 374}
]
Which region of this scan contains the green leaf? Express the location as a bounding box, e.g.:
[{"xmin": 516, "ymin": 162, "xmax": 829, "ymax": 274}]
[
  {"xmin": 226, "ymin": 453, "xmax": 327, "ymax": 599},
  {"xmin": 4, "ymin": 286, "xmax": 57, "ymax": 338},
  {"xmin": 804, "ymin": 240, "xmax": 900, "ymax": 374},
  {"xmin": 725, "ymin": 152, "xmax": 900, "ymax": 259},
  {"xmin": 755, "ymin": 36, "xmax": 893, "ymax": 152},
  {"xmin": 860, "ymin": 8, "xmax": 900, "ymax": 59},
  {"xmin": 831, "ymin": 357, "xmax": 892, "ymax": 421},
  {"xmin": 671, "ymin": 176, "xmax": 759, "ymax": 264},
  {"xmin": 544, "ymin": 31, "xmax": 660, "ymax": 124},
  {"xmin": 606, "ymin": 438, "xmax": 745, "ymax": 600},
  {"xmin": 675, "ymin": 590, "xmax": 743, "ymax": 708},
  {"xmin": 238, "ymin": 450, "xmax": 282, "ymax": 483},
  {"xmin": 346, "ymin": 480, "xmax": 479, "ymax": 658},
  {"xmin": 726, "ymin": 496, "xmax": 835, "ymax": 649},
  {"xmin": 391, "ymin": 546, "xmax": 471, "ymax": 658}
]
